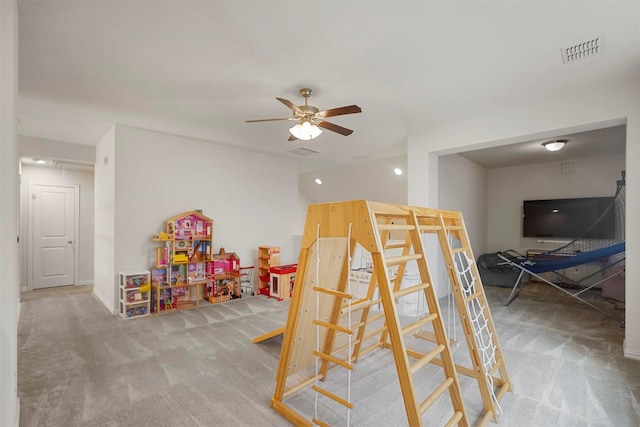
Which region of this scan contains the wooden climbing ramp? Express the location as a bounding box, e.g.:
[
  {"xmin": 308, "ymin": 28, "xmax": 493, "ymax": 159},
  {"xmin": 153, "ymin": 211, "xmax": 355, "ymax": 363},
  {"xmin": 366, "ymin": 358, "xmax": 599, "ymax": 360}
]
[{"xmin": 270, "ymin": 200, "xmax": 511, "ymax": 426}]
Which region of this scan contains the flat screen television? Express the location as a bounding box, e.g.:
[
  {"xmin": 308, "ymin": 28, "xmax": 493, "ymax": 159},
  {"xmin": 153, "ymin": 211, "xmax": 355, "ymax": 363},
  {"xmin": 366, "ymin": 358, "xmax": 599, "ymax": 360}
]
[{"xmin": 522, "ymin": 197, "xmax": 616, "ymax": 239}]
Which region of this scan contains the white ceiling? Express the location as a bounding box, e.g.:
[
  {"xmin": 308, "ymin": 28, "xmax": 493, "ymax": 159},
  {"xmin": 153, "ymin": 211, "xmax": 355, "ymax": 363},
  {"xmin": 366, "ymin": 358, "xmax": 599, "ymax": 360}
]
[
  {"xmin": 459, "ymin": 125, "xmax": 627, "ymax": 169},
  {"xmin": 16, "ymin": 1, "xmax": 639, "ymax": 172}
]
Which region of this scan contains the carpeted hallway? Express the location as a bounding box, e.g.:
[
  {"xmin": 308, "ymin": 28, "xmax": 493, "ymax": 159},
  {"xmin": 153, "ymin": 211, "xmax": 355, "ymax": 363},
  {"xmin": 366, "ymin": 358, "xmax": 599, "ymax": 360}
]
[{"xmin": 18, "ymin": 282, "xmax": 639, "ymax": 426}]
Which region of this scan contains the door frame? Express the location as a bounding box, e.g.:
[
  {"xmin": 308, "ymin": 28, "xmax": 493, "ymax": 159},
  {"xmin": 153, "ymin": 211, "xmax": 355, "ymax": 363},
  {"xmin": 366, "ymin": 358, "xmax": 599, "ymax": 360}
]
[{"xmin": 27, "ymin": 183, "xmax": 80, "ymax": 290}]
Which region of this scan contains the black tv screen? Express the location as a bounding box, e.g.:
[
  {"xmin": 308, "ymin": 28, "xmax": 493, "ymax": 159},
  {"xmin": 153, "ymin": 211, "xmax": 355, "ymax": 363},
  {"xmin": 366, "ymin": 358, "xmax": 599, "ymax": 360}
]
[{"xmin": 522, "ymin": 197, "xmax": 615, "ymax": 239}]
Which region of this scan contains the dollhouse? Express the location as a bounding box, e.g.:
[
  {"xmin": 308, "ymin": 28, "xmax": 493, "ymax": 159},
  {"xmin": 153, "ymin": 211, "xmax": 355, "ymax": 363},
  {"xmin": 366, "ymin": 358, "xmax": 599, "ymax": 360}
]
[
  {"xmin": 151, "ymin": 210, "xmax": 214, "ymax": 312},
  {"xmin": 206, "ymin": 251, "xmax": 241, "ymax": 303},
  {"xmin": 151, "ymin": 210, "xmax": 245, "ymax": 313}
]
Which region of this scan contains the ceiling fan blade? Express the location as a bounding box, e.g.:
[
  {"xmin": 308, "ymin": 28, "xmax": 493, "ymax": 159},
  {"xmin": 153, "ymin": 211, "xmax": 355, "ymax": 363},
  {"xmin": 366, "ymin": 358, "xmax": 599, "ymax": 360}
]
[
  {"xmin": 317, "ymin": 120, "xmax": 354, "ymax": 136},
  {"xmin": 276, "ymin": 97, "xmax": 303, "ymax": 115},
  {"xmin": 288, "ymin": 134, "xmax": 298, "ymax": 142},
  {"xmin": 245, "ymin": 117, "xmax": 295, "ymax": 123},
  {"xmin": 316, "ymin": 105, "xmax": 362, "ymax": 118}
]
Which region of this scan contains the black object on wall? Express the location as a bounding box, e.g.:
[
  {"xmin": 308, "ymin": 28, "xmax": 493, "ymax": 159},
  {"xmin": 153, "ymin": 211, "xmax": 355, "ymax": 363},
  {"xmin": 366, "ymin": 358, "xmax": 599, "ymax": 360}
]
[{"xmin": 522, "ymin": 197, "xmax": 615, "ymax": 239}]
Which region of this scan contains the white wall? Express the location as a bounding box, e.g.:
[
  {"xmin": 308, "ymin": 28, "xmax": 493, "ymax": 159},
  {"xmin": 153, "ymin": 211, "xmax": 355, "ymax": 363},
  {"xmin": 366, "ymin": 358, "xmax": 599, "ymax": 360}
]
[
  {"xmin": 94, "ymin": 126, "xmax": 116, "ymax": 311},
  {"xmin": 0, "ymin": 1, "xmax": 20, "ymax": 425},
  {"xmin": 94, "ymin": 125, "xmax": 300, "ymax": 312},
  {"xmin": 487, "ymin": 154, "xmax": 625, "ymax": 254},
  {"xmin": 20, "ymin": 135, "xmax": 95, "ymax": 164},
  {"xmin": 299, "ymin": 155, "xmax": 407, "ymax": 204},
  {"xmin": 19, "ymin": 164, "xmax": 95, "ymax": 288},
  {"xmin": 439, "ymin": 154, "xmax": 488, "ymax": 256},
  {"xmin": 435, "ymin": 154, "xmax": 488, "ymax": 299}
]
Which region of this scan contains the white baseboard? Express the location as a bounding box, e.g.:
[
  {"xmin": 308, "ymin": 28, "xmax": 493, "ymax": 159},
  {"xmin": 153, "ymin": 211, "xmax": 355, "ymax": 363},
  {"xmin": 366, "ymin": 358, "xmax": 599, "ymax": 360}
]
[
  {"xmin": 623, "ymin": 340, "xmax": 640, "ymax": 360},
  {"xmin": 17, "ymin": 300, "xmax": 21, "ymax": 322},
  {"xmin": 92, "ymin": 287, "xmax": 116, "ymax": 314},
  {"xmin": 75, "ymin": 280, "xmax": 93, "ymax": 286}
]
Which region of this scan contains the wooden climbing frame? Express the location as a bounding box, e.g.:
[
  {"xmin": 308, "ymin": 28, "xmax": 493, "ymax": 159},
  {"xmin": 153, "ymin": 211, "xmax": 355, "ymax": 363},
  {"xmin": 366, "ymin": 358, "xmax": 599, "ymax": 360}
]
[{"xmin": 270, "ymin": 200, "xmax": 511, "ymax": 426}]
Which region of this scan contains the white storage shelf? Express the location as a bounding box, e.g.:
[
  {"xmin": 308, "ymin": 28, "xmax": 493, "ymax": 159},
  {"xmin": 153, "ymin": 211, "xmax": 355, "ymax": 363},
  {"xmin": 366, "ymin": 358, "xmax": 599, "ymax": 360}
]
[{"xmin": 119, "ymin": 270, "xmax": 151, "ymax": 319}]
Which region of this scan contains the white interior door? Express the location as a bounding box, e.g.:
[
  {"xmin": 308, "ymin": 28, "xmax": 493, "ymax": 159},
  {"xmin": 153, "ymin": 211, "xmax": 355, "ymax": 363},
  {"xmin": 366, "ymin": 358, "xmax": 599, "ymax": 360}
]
[{"xmin": 30, "ymin": 184, "xmax": 77, "ymax": 289}]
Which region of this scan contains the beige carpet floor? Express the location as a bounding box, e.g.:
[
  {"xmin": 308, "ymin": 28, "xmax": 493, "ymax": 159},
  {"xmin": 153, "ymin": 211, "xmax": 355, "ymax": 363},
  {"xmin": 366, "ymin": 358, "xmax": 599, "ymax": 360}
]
[{"xmin": 17, "ymin": 281, "xmax": 639, "ymax": 426}]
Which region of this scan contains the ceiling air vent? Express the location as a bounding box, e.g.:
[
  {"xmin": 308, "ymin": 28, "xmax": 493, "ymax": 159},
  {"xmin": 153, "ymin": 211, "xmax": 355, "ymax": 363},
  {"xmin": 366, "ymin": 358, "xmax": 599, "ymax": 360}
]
[
  {"xmin": 561, "ymin": 34, "xmax": 604, "ymax": 63},
  {"xmin": 289, "ymin": 147, "xmax": 319, "ymax": 156}
]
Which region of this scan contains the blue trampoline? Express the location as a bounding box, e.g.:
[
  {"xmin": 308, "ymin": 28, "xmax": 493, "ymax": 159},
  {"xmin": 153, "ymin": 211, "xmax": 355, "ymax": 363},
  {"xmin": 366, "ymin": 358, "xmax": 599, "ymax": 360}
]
[{"xmin": 497, "ymin": 173, "xmax": 626, "ymax": 319}]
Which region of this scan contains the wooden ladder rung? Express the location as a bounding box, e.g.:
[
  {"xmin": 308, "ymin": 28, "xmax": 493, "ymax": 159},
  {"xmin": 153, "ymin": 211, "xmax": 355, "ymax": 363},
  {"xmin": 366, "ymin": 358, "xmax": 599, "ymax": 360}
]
[
  {"xmin": 367, "ymin": 311, "xmax": 386, "ymax": 323},
  {"xmin": 332, "ymin": 337, "xmax": 363, "ymax": 356},
  {"xmin": 394, "ymin": 282, "xmax": 430, "ymax": 299},
  {"xmin": 419, "ymin": 376, "xmax": 454, "ymax": 415},
  {"xmin": 445, "ymin": 225, "xmax": 463, "ymax": 231},
  {"xmin": 391, "ymin": 275, "xmax": 404, "ymax": 284},
  {"xmin": 414, "ymin": 330, "xmax": 437, "ymax": 343},
  {"xmin": 358, "ymin": 341, "xmax": 384, "ymax": 358},
  {"xmin": 311, "ymin": 385, "xmax": 354, "ymax": 409},
  {"xmin": 385, "ymin": 242, "xmax": 407, "ymax": 250},
  {"xmin": 489, "ymin": 357, "xmax": 504, "ymax": 375},
  {"xmin": 337, "ymin": 320, "xmax": 366, "ymax": 331},
  {"xmin": 313, "ymin": 320, "xmax": 353, "ymax": 335},
  {"xmin": 340, "ymin": 297, "xmax": 371, "ymax": 314},
  {"xmin": 312, "ymin": 418, "xmax": 331, "ymax": 427},
  {"xmin": 313, "ymin": 286, "xmax": 353, "ymax": 299},
  {"xmin": 495, "ymin": 381, "xmax": 511, "ymax": 401},
  {"xmin": 386, "ymin": 254, "xmax": 422, "ymax": 266},
  {"xmin": 410, "ymin": 344, "xmax": 445, "ymax": 374},
  {"xmin": 419, "ymin": 224, "xmax": 443, "ymax": 232},
  {"xmin": 313, "ymin": 350, "xmax": 353, "ymax": 370},
  {"xmin": 414, "ymin": 330, "xmax": 456, "ymax": 346},
  {"xmin": 283, "ymin": 373, "xmax": 324, "ymax": 398},
  {"xmin": 401, "ymin": 313, "xmax": 438, "ymax": 336},
  {"xmin": 361, "ymin": 325, "xmax": 387, "ymax": 341},
  {"xmin": 451, "ymin": 247, "xmax": 469, "ymax": 254},
  {"xmin": 445, "ymin": 411, "xmax": 464, "ymax": 427},
  {"xmin": 378, "ymin": 223, "xmax": 415, "ymax": 231},
  {"xmin": 464, "ymin": 290, "xmax": 483, "ymax": 303}
]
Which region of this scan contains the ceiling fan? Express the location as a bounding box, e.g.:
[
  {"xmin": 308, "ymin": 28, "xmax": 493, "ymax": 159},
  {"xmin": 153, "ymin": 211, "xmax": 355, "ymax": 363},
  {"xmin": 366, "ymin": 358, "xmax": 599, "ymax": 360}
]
[{"xmin": 246, "ymin": 88, "xmax": 362, "ymax": 141}]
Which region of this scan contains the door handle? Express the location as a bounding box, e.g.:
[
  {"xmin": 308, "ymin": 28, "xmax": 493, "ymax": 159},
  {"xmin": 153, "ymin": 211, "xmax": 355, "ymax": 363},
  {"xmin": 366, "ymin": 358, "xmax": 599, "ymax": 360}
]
[{"xmin": 68, "ymin": 240, "xmax": 73, "ymax": 244}]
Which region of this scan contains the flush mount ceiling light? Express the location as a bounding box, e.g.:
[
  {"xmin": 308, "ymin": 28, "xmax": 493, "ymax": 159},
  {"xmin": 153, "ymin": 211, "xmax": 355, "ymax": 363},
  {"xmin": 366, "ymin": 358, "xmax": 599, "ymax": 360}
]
[
  {"xmin": 393, "ymin": 168, "xmax": 403, "ymax": 176},
  {"xmin": 289, "ymin": 120, "xmax": 323, "ymax": 140},
  {"xmin": 314, "ymin": 178, "xmax": 322, "ymax": 185},
  {"xmin": 542, "ymin": 139, "xmax": 568, "ymax": 152}
]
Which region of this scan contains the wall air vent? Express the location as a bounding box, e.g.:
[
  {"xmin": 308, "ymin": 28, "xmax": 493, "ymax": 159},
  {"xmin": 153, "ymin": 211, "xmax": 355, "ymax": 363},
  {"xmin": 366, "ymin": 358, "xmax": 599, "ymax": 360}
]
[
  {"xmin": 561, "ymin": 34, "xmax": 604, "ymax": 63},
  {"xmin": 289, "ymin": 147, "xmax": 319, "ymax": 156}
]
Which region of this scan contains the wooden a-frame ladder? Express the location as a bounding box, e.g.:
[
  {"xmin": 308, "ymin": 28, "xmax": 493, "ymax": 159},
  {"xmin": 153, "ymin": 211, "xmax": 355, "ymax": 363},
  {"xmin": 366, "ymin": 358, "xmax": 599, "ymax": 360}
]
[
  {"xmin": 419, "ymin": 209, "xmax": 512, "ymax": 425},
  {"xmin": 271, "ymin": 200, "xmax": 469, "ymax": 426},
  {"xmin": 353, "ymin": 204, "xmax": 512, "ymax": 425}
]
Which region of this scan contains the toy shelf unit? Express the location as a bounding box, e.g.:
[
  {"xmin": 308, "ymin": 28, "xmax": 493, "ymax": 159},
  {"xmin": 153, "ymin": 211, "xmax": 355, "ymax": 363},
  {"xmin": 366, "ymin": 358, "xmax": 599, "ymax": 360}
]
[
  {"xmin": 119, "ymin": 270, "xmax": 151, "ymax": 319},
  {"xmin": 151, "ymin": 210, "xmax": 214, "ymax": 313},
  {"xmin": 205, "ymin": 251, "xmax": 241, "ymax": 303},
  {"xmin": 257, "ymin": 246, "xmax": 279, "ymax": 296},
  {"xmin": 269, "ymin": 264, "xmax": 297, "ymax": 301}
]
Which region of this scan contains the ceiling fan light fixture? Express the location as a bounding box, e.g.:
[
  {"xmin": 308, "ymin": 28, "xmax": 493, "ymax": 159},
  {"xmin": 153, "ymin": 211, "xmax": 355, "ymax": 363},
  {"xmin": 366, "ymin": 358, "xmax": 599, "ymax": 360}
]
[
  {"xmin": 289, "ymin": 120, "xmax": 322, "ymax": 140},
  {"xmin": 542, "ymin": 139, "xmax": 568, "ymax": 152}
]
